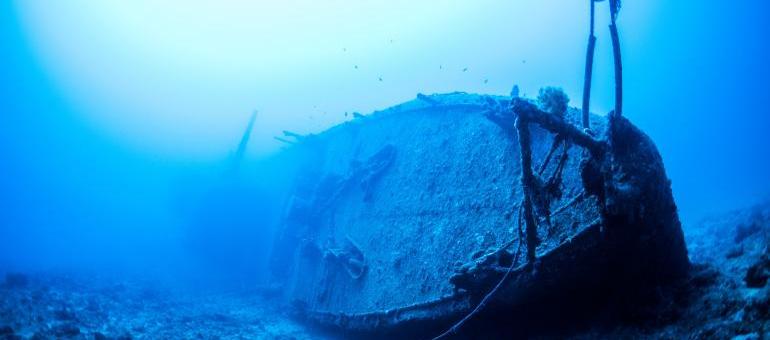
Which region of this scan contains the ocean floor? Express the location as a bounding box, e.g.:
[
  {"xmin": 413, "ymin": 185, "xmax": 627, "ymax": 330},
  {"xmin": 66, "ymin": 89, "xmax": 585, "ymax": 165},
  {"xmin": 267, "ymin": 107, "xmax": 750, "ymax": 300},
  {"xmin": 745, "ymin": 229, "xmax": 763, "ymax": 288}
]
[
  {"xmin": 0, "ymin": 274, "xmax": 320, "ymax": 339},
  {"xmin": 1, "ymin": 202, "xmax": 769, "ymax": 339}
]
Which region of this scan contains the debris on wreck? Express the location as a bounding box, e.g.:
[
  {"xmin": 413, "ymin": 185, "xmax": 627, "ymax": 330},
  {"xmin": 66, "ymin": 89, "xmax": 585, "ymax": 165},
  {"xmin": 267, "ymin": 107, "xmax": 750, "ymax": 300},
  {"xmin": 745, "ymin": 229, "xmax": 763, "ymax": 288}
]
[
  {"xmin": 323, "ymin": 236, "xmax": 367, "ymax": 280},
  {"xmin": 275, "ymin": 130, "xmax": 316, "ymax": 146},
  {"xmin": 510, "ymin": 85, "xmax": 520, "ymax": 99},
  {"xmin": 274, "ymin": 136, "xmax": 296, "ymax": 145},
  {"xmin": 417, "ymin": 93, "xmax": 440, "ymax": 106}
]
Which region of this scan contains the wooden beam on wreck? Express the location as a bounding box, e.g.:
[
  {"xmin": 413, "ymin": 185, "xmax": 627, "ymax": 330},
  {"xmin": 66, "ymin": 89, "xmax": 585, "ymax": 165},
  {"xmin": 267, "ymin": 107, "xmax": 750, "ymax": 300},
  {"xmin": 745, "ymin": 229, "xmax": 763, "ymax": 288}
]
[
  {"xmin": 511, "ymin": 98, "xmax": 606, "ymax": 155},
  {"xmin": 282, "ymin": 130, "xmax": 306, "ymax": 141},
  {"xmin": 274, "ymin": 136, "xmax": 296, "ymax": 145}
]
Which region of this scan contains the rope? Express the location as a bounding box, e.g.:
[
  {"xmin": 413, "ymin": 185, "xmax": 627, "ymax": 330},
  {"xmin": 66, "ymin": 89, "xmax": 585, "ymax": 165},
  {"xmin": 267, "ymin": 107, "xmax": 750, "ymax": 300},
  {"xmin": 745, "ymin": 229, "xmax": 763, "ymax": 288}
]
[
  {"xmin": 551, "ymin": 191, "xmax": 587, "ymax": 217},
  {"xmin": 432, "ymin": 214, "xmax": 524, "ymax": 340},
  {"xmin": 537, "ymin": 136, "xmax": 564, "ymax": 175}
]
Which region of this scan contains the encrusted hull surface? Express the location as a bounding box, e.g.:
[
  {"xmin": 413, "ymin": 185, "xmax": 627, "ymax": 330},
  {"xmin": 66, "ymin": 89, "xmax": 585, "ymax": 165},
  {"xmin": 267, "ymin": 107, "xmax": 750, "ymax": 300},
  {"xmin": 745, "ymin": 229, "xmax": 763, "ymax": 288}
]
[{"xmin": 269, "ymin": 92, "xmax": 689, "ymax": 334}]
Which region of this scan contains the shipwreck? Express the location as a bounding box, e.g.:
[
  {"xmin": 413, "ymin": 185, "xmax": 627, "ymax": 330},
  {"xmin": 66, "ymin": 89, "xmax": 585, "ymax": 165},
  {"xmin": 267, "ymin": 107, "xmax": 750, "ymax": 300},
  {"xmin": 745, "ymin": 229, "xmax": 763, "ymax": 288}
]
[{"xmin": 266, "ymin": 89, "xmax": 690, "ymax": 337}]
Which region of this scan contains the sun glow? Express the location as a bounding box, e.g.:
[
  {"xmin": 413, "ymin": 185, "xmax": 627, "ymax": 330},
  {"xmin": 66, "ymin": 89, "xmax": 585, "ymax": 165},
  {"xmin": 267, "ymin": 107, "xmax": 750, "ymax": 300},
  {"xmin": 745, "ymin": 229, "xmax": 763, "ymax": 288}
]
[{"xmin": 14, "ymin": 1, "xmax": 652, "ymax": 159}]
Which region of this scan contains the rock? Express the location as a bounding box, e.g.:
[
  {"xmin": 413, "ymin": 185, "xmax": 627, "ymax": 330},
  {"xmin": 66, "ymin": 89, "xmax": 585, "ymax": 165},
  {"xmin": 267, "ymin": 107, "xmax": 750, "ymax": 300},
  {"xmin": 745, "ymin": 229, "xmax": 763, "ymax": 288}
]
[
  {"xmin": 3, "ymin": 273, "xmax": 28, "ymax": 288},
  {"xmin": 726, "ymin": 245, "xmax": 744, "ymax": 259},
  {"xmin": 743, "ymin": 288, "xmax": 770, "ymax": 322},
  {"xmin": 735, "ymin": 222, "xmax": 761, "ymax": 244},
  {"xmin": 732, "ymin": 332, "xmax": 760, "ymax": 340},
  {"xmin": 116, "ymin": 332, "xmax": 133, "ymax": 340},
  {"xmin": 0, "ymin": 326, "xmax": 14, "ymax": 335},
  {"xmin": 745, "ymin": 252, "xmax": 770, "ymax": 288},
  {"xmin": 30, "ymin": 331, "xmax": 47, "ymax": 340},
  {"xmin": 52, "ymin": 324, "xmax": 80, "ymax": 337},
  {"xmin": 54, "ymin": 307, "xmax": 77, "ymax": 321}
]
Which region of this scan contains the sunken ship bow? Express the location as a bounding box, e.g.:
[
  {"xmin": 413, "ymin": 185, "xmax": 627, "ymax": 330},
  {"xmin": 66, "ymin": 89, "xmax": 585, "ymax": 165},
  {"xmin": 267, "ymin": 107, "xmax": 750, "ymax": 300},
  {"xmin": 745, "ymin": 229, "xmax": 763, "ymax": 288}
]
[{"xmin": 268, "ymin": 92, "xmax": 690, "ymax": 336}]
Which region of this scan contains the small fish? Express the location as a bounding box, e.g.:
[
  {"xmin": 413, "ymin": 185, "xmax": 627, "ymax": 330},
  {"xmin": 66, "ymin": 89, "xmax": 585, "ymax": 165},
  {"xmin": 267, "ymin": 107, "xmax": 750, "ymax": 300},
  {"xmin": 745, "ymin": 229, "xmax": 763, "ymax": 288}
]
[
  {"xmin": 344, "ymin": 112, "xmax": 348, "ymax": 117},
  {"xmin": 378, "ymin": 77, "xmax": 383, "ymax": 82},
  {"xmin": 484, "ymin": 79, "xmax": 488, "ymax": 84},
  {"xmin": 462, "ymin": 67, "xmax": 468, "ymax": 72},
  {"xmin": 343, "ymin": 47, "xmax": 347, "ymax": 52},
  {"xmin": 522, "ymin": 60, "xmax": 527, "ymax": 64},
  {"xmin": 439, "ymin": 65, "xmax": 443, "ymax": 70},
  {"xmin": 354, "ymin": 65, "xmax": 358, "ymax": 69}
]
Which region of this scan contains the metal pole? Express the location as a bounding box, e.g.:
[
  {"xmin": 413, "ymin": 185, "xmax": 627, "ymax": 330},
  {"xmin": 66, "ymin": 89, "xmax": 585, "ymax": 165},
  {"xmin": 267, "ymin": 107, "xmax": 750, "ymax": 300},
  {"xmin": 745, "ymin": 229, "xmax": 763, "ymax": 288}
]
[
  {"xmin": 609, "ymin": 0, "xmax": 623, "ymax": 117},
  {"xmin": 581, "ymin": 0, "xmax": 597, "ymax": 129}
]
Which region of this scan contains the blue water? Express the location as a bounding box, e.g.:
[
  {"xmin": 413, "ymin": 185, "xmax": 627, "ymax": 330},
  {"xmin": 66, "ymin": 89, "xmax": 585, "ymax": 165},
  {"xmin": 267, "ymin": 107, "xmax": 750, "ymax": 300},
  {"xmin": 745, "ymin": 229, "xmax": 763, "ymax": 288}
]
[{"xmin": 1, "ymin": 1, "xmax": 769, "ymax": 338}]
